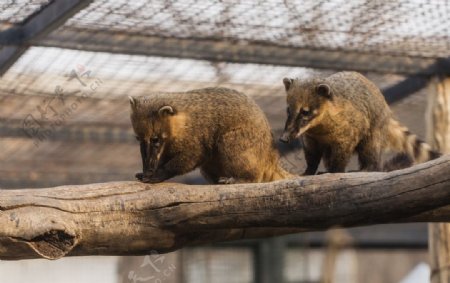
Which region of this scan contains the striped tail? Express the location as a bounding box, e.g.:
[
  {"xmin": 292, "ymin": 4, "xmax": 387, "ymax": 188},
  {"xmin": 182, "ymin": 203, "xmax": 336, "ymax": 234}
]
[{"xmin": 384, "ymin": 118, "xmax": 441, "ymax": 171}]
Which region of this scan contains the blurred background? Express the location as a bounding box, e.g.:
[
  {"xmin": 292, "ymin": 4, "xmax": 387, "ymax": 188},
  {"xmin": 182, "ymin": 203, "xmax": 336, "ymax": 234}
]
[{"xmin": 0, "ymin": 0, "xmax": 449, "ymax": 282}]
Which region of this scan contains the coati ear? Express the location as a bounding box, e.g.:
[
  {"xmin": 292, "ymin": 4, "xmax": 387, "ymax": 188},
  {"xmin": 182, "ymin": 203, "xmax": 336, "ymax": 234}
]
[
  {"xmin": 128, "ymin": 96, "xmax": 137, "ymax": 111},
  {"xmin": 316, "ymin": 84, "xmax": 332, "ymax": 99},
  {"xmin": 158, "ymin": 105, "xmax": 175, "ymax": 116},
  {"xmin": 283, "ymin": 78, "xmax": 294, "ymax": 91}
]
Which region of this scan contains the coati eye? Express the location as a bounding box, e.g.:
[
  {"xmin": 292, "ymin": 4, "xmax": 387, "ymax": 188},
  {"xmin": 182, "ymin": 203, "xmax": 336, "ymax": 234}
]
[
  {"xmin": 300, "ymin": 108, "xmax": 311, "ymax": 116},
  {"xmin": 150, "ymin": 136, "xmax": 159, "ymax": 144}
]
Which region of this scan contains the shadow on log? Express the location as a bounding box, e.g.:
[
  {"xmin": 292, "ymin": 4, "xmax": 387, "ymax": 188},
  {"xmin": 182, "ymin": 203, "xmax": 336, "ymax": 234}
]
[{"xmin": 0, "ymin": 155, "xmax": 449, "ymax": 260}]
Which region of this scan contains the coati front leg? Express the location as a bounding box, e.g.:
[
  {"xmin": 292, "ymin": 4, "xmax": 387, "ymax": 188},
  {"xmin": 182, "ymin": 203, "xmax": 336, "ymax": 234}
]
[
  {"xmin": 141, "ymin": 153, "xmax": 202, "ymax": 183},
  {"xmin": 215, "ymin": 128, "xmax": 263, "ymax": 183},
  {"xmin": 302, "ymin": 136, "xmax": 323, "ymax": 175}
]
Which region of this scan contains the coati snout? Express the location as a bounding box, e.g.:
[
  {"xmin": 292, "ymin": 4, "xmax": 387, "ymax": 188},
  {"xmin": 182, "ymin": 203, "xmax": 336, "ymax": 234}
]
[
  {"xmin": 280, "ymin": 78, "xmax": 329, "ymax": 143},
  {"xmin": 129, "ymin": 97, "xmax": 173, "ymax": 182},
  {"xmin": 135, "ymin": 133, "xmax": 164, "ymax": 182},
  {"xmin": 129, "ymin": 87, "xmax": 294, "ymax": 184}
]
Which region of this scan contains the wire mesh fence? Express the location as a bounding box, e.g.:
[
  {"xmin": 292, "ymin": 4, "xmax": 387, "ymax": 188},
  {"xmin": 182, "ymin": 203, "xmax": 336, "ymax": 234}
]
[
  {"xmin": 0, "ymin": 0, "xmax": 51, "ymax": 25},
  {"xmin": 0, "ymin": 1, "xmax": 442, "ymax": 282},
  {"xmin": 55, "ymin": 0, "xmax": 450, "ymax": 58}
]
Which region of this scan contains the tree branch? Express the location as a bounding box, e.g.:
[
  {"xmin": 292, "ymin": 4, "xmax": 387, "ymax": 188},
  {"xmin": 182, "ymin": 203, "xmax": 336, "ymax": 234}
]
[{"xmin": 1, "ymin": 155, "xmax": 449, "ymax": 260}]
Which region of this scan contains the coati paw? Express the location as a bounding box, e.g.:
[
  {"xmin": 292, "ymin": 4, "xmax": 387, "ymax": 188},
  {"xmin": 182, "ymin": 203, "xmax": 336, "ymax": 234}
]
[
  {"xmin": 218, "ymin": 177, "xmax": 236, "ymax": 184},
  {"xmin": 135, "ymin": 172, "xmax": 165, "ymax": 183},
  {"xmin": 141, "ymin": 176, "xmax": 165, "ymax": 183},
  {"xmin": 135, "ymin": 172, "xmax": 144, "ymax": 181}
]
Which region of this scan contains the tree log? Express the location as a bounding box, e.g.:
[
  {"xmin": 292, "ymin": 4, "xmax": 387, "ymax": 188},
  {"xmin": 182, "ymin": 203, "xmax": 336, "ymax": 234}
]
[
  {"xmin": 0, "ymin": 155, "xmax": 450, "ymax": 260},
  {"xmin": 428, "ymin": 76, "xmax": 450, "ymax": 283}
]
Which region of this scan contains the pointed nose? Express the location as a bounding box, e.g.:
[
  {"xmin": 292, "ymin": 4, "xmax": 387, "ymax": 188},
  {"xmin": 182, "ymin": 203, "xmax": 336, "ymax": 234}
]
[{"xmin": 279, "ymin": 132, "xmax": 290, "ymax": 143}]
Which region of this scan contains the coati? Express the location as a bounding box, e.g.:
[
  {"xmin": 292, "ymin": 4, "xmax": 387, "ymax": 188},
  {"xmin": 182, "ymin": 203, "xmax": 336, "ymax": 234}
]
[
  {"xmin": 279, "ymin": 71, "xmax": 440, "ymax": 175},
  {"xmin": 129, "ymin": 87, "xmax": 294, "ymax": 183}
]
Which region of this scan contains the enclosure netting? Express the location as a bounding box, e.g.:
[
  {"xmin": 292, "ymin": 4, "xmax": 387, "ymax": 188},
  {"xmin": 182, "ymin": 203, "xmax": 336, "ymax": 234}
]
[
  {"xmin": 0, "ymin": 1, "xmax": 438, "ymax": 281},
  {"xmin": 2, "ymin": 0, "xmax": 450, "ymax": 58}
]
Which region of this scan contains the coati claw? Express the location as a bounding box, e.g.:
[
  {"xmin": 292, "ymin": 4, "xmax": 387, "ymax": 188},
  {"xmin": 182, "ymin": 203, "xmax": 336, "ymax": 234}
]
[
  {"xmin": 135, "ymin": 172, "xmax": 144, "ymax": 180},
  {"xmin": 141, "ymin": 176, "xmax": 165, "ymax": 183},
  {"xmin": 135, "ymin": 172, "xmax": 161, "ymax": 183},
  {"xmin": 218, "ymin": 177, "xmax": 236, "ymax": 184}
]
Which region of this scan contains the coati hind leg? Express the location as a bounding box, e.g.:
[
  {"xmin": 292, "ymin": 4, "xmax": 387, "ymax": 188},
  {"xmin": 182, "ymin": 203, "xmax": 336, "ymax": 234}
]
[
  {"xmin": 356, "ymin": 137, "xmax": 382, "ymax": 172},
  {"xmin": 200, "ymin": 158, "xmax": 250, "ymax": 184},
  {"xmin": 302, "ymin": 136, "xmax": 323, "ymax": 175},
  {"xmin": 323, "ymin": 145, "xmax": 354, "ymax": 173},
  {"xmin": 200, "ymin": 169, "xmax": 219, "ymax": 184},
  {"xmin": 215, "ymin": 128, "xmax": 264, "ymax": 183},
  {"xmin": 200, "ymin": 159, "xmax": 223, "ymax": 184}
]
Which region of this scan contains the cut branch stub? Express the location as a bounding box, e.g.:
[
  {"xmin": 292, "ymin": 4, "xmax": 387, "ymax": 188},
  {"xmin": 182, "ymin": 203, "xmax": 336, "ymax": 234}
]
[
  {"xmin": 0, "ymin": 207, "xmax": 79, "ymax": 260},
  {"xmin": 27, "ymin": 229, "xmax": 78, "ymax": 259}
]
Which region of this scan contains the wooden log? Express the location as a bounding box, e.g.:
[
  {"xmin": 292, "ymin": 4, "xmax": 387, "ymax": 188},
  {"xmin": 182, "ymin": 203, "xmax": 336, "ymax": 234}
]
[
  {"xmin": 428, "ymin": 76, "xmax": 450, "ymax": 283},
  {"xmin": 0, "ymin": 155, "xmax": 449, "ymax": 260}
]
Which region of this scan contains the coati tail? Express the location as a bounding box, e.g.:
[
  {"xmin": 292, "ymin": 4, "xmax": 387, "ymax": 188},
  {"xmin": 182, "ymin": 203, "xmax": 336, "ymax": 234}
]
[
  {"xmin": 383, "ymin": 153, "xmax": 414, "ymax": 172},
  {"xmin": 384, "ymin": 118, "xmax": 441, "ymax": 171},
  {"xmin": 276, "ymin": 167, "xmax": 297, "ymax": 180},
  {"xmin": 267, "ymin": 161, "xmax": 296, "ymax": 181}
]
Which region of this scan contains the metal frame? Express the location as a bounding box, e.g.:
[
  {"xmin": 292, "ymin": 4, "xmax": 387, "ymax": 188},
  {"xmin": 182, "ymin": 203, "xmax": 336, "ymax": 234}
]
[
  {"xmin": 383, "ymin": 75, "xmax": 430, "ymax": 104},
  {"xmin": 39, "ymin": 29, "xmax": 450, "ymax": 76},
  {"xmin": 0, "ymin": 46, "xmax": 26, "ymax": 76},
  {"xmin": 0, "ymin": 0, "xmax": 93, "ymax": 76}
]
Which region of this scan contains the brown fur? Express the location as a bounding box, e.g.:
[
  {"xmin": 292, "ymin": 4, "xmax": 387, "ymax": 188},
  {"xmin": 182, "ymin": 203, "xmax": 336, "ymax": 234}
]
[
  {"xmin": 280, "ymin": 71, "xmax": 440, "ymax": 174},
  {"xmin": 130, "ymin": 87, "xmax": 294, "ymax": 183}
]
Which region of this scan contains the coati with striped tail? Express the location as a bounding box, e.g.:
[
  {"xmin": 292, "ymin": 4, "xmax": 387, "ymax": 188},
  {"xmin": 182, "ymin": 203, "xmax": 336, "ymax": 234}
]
[
  {"xmin": 130, "ymin": 87, "xmax": 294, "ymax": 183},
  {"xmin": 280, "ymin": 71, "xmax": 440, "ymax": 175}
]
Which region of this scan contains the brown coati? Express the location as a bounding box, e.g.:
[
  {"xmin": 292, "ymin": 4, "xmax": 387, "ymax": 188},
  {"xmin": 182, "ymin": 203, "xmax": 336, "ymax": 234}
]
[
  {"xmin": 129, "ymin": 87, "xmax": 294, "ymax": 183},
  {"xmin": 279, "ymin": 71, "xmax": 440, "ymax": 175}
]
